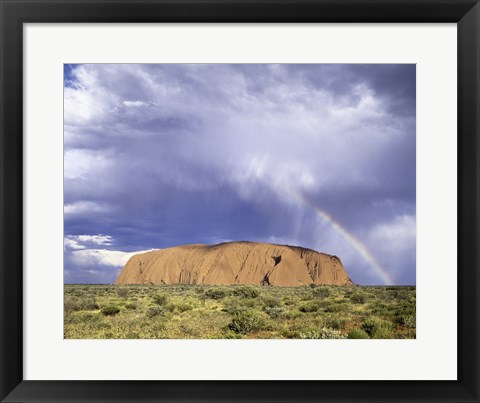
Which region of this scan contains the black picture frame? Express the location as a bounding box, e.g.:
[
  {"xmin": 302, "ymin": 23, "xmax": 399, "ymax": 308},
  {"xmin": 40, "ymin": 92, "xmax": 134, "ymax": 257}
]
[{"xmin": 1, "ymin": 1, "xmax": 479, "ymax": 402}]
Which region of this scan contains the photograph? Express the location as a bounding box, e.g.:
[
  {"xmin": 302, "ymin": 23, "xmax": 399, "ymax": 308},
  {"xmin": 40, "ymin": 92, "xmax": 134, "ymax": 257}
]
[{"xmin": 63, "ymin": 63, "xmax": 416, "ymax": 339}]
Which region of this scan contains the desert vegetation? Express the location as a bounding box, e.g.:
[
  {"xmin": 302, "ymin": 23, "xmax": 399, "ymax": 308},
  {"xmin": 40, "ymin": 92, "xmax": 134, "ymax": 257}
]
[{"xmin": 64, "ymin": 284, "xmax": 415, "ymax": 339}]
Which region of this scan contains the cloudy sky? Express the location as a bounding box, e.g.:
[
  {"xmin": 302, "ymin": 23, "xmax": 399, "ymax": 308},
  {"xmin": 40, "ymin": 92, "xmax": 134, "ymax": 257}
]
[{"xmin": 64, "ymin": 64, "xmax": 416, "ymax": 285}]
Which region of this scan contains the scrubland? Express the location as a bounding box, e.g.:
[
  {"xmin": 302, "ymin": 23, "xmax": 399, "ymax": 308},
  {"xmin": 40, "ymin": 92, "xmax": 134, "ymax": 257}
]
[{"xmin": 64, "ymin": 284, "xmax": 415, "ymax": 339}]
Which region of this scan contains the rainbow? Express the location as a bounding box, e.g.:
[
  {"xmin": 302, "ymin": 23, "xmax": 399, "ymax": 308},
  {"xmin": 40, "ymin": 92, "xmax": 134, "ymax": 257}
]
[{"xmin": 284, "ymin": 188, "xmax": 394, "ymax": 285}]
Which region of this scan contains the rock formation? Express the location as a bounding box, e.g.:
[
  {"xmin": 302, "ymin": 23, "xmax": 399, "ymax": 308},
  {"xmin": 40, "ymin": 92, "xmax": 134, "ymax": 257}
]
[{"xmin": 115, "ymin": 241, "xmax": 353, "ymax": 286}]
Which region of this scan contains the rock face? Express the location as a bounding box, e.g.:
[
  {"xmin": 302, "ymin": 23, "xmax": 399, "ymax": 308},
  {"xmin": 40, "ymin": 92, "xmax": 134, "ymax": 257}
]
[{"xmin": 115, "ymin": 242, "xmax": 353, "ymax": 286}]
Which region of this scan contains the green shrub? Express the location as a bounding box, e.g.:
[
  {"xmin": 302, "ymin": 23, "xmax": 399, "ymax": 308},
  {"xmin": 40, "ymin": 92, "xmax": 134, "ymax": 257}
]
[
  {"xmin": 401, "ymin": 328, "xmax": 416, "ymax": 339},
  {"xmin": 125, "ymin": 302, "xmax": 137, "ymax": 310},
  {"xmin": 64, "ymin": 299, "xmax": 82, "ymax": 312},
  {"xmin": 146, "ymin": 306, "xmax": 165, "ymax": 318},
  {"xmin": 205, "ymin": 287, "xmax": 230, "ymax": 300},
  {"xmin": 177, "ymin": 303, "xmax": 193, "ymax": 313},
  {"xmin": 233, "ymin": 286, "xmax": 260, "ymax": 298},
  {"xmin": 319, "ymin": 327, "xmax": 347, "ymax": 339},
  {"xmin": 299, "ymin": 301, "xmax": 319, "ymax": 313},
  {"xmin": 323, "ymin": 303, "xmax": 343, "ymax": 313},
  {"xmin": 262, "ymin": 295, "xmax": 281, "ymax": 308},
  {"xmin": 370, "ymin": 302, "xmax": 388, "ymax": 315},
  {"xmin": 347, "ymin": 328, "xmax": 370, "ymax": 339},
  {"xmin": 300, "ymin": 327, "xmax": 347, "ymax": 339},
  {"xmin": 263, "ymin": 306, "xmax": 285, "ymax": 318},
  {"xmin": 362, "ymin": 317, "xmax": 395, "ymax": 338},
  {"xmin": 153, "ymin": 293, "xmax": 168, "ymax": 306},
  {"xmin": 299, "ymin": 330, "xmax": 322, "ymax": 339},
  {"xmin": 223, "ymin": 330, "xmax": 244, "ymax": 339},
  {"xmin": 88, "ymin": 298, "xmax": 100, "ymax": 310},
  {"xmin": 101, "ymin": 305, "xmax": 120, "ymax": 316},
  {"xmin": 64, "ymin": 297, "xmax": 99, "ymax": 312},
  {"xmin": 350, "ymin": 293, "xmax": 367, "ymax": 304},
  {"xmin": 166, "ymin": 303, "xmax": 177, "ymax": 313},
  {"xmin": 282, "ymin": 296, "xmax": 296, "ymax": 306},
  {"xmin": 362, "ymin": 317, "xmax": 380, "ymax": 335},
  {"xmin": 372, "ymin": 327, "xmax": 395, "ymax": 339},
  {"xmin": 225, "ymin": 297, "xmax": 258, "ymax": 313},
  {"xmin": 327, "ymin": 317, "xmax": 347, "ymax": 330},
  {"xmin": 228, "ymin": 310, "xmax": 264, "ymax": 334},
  {"xmin": 313, "ymin": 287, "xmax": 332, "ymax": 299},
  {"xmin": 299, "ymin": 291, "xmax": 315, "ymax": 301},
  {"xmin": 116, "ymin": 288, "xmax": 129, "ymax": 298},
  {"xmin": 396, "ymin": 314, "xmax": 415, "ymax": 328}
]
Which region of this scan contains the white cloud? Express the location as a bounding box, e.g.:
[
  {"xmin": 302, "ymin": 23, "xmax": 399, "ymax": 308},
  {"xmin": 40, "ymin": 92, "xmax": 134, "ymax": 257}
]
[
  {"xmin": 76, "ymin": 234, "xmax": 113, "ymax": 245},
  {"xmin": 71, "ymin": 248, "xmax": 155, "ymax": 267},
  {"xmin": 64, "ymin": 237, "xmax": 85, "ymax": 250},
  {"xmin": 123, "ymin": 100, "xmax": 146, "ymax": 107},
  {"xmin": 64, "ymin": 65, "xmax": 117, "ymax": 126},
  {"xmin": 65, "ymin": 233, "xmax": 154, "ymax": 268},
  {"xmin": 369, "ymin": 214, "xmax": 416, "ymax": 249},
  {"xmin": 65, "ymin": 234, "xmax": 113, "ymax": 249},
  {"xmin": 64, "ymin": 201, "xmax": 109, "ymax": 216},
  {"xmin": 64, "ymin": 149, "xmax": 112, "ymax": 180}
]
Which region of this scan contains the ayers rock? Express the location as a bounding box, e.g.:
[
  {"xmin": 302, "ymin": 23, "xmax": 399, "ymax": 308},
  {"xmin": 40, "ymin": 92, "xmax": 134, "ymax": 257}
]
[{"xmin": 115, "ymin": 241, "xmax": 353, "ymax": 286}]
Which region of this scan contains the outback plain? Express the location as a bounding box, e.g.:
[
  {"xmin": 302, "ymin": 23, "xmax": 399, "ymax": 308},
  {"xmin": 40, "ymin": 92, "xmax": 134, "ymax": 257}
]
[{"xmin": 64, "ymin": 284, "xmax": 416, "ymax": 339}]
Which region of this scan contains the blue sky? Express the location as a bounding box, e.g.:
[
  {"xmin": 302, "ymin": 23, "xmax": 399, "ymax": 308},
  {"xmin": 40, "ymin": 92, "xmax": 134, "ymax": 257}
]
[{"xmin": 64, "ymin": 64, "xmax": 416, "ymax": 285}]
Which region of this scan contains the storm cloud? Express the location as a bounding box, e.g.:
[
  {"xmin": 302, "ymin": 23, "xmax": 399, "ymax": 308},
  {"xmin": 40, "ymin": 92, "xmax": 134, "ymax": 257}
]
[{"xmin": 64, "ymin": 64, "xmax": 416, "ymax": 285}]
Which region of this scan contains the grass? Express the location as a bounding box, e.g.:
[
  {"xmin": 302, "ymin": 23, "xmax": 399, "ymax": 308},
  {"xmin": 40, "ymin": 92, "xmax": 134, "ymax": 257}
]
[{"xmin": 64, "ymin": 284, "xmax": 416, "ymax": 339}]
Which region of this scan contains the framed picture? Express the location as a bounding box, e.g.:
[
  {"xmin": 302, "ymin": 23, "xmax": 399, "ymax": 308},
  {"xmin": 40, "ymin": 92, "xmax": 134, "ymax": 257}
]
[{"xmin": 1, "ymin": 0, "xmax": 479, "ymax": 402}]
